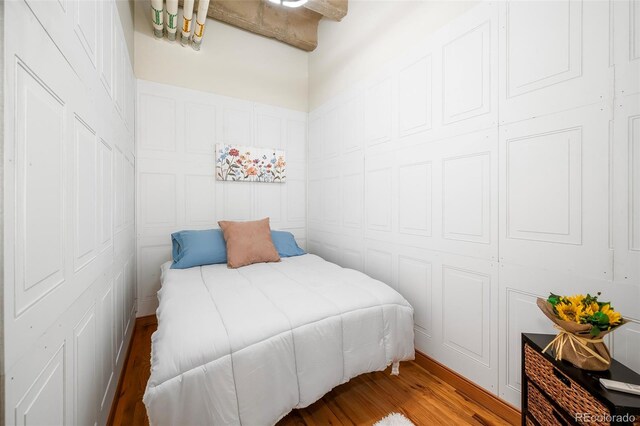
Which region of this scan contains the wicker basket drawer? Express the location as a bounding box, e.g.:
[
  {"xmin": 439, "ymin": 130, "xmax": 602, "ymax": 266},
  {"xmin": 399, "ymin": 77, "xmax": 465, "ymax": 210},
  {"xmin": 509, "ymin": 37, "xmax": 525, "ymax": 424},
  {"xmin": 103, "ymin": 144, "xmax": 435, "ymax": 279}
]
[
  {"xmin": 526, "ymin": 415, "xmax": 536, "ymax": 426},
  {"xmin": 528, "ymin": 382, "xmax": 572, "ymax": 426},
  {"xmin": 525, "ymin": 344, "xmax": 610, "ymax": 426}
]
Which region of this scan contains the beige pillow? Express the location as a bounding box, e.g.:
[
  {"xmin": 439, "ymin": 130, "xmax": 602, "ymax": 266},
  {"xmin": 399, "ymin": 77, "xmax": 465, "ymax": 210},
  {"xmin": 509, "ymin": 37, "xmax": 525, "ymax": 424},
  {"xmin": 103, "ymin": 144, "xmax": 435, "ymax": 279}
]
[{"xmin": 218, "ymin": 218, "xmax": 280, "ymax": 268}]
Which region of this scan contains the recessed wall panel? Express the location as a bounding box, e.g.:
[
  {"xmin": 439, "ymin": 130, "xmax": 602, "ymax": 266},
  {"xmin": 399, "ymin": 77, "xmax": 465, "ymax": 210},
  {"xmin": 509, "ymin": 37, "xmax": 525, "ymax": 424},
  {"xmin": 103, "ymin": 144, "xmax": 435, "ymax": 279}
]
[
  {"xmin": 100, "ymin": 0, "xmax": 113, "ymax": 95},
  {"xmin": 139, "ymin": 94, "xmax": 176, "ymax": 152},
  {"xmin": 115, "ymin": 33, "xmax": 125, "ymax": 115},
  {"xmin": 74, "ymin": 0, "xmax": 98, "ymax": 66},
  {"xmin": 631, "ymin": 116, "xmax": 640, "ymax": 250},
  {"xmin": 100, "ymin": 140, "xmax": 113, "ymax": 246},
  {"xmin": 505, "ymin": 0, "xmax": 581, "ymax": 97},
  {"xmin": 125, "ymin": 257, "xmax": 135, "ymax": 331},
  {"xmin": 442, "ymin": 266, "xmax": 489, "ymax": 363},
  {"xmin": 342, "ymin": 248, "xmax": 363, "ymax": 271},
  {"xmin": 115, "ymin": 270, "xmax": 124, "ymax": 363},
  {"xmin": 185, "ymin": 102, "xmax": 217, "ymax": 154},
  {"xmin": 366, "ymin": 168, "xmax": 392, "ymax": 231},
  {"xmin": 442, "ymin": 22, "xmax": 491, "ymax": 124},
  {"xmin": 308, "ymin": 117, "xmax": 323, "ymax": 161},
  {"xmin": 442, "ymin": 153, "xmax": 490, "ymax": 243},
  {"xmin": 15, "ymin": 61, "xmax": 65, "ymax": 313},
  {"xmin": 324, "ymin": 108, "xmax": 341, "ymax": 158},
  {"xmin": 125, "ymin": 158, "xmax": 135, "ymax": 226},
  {"xmin": 341, "ymin": 98, "xmax": 360, "ymax": 152},
  {"xmin": 323, "ymin": 176, "xmax": 340, "ymax": 225},
  {"xmin": 222, "ymin": 183, "xmax": 252, "ymax": 221},
  {"xmin": 613, "ymin": 324, "xmax": 640, "ymax": 373},
  {"xmin": 286, "ymin": 120, "xmax": 306, "ymax": 162},
  {"xmin": 399, "ymin": 56, "xmax": 432, "ymax": 135},
  {"xmin": 14, "ymin": 345, "xmax": 65, "ymax": 426},
  {"xmin": 75, "ymin": 306, "xmax": 97, "ymax": 426},
  {"xmin": 142, "ymin": 173, "xmax": 177, "ymax": 226},
  {"xmin": 343, "ymin": 173, "xmax": 363, "ymax": 228},
  {"xmin": 114, "ymin": 148, "xmax": 125, "ymax": 229},
  {"xmin": 125, "ymin": 64, "xmax": 135, "ymax": 131},
  {"xmin": 365, "ymin": 248, "xmax": 393, "ymax": 286},
  {"xmin": 99, "ymin": 283, "xmax": 114, "ymax": 410},
  {"xmin": 287, "ymin": 180, "xmax": 306, "ymax": 223},
  {"xmin": 74, "ymin": 116, "xmax": 98, "ymax": 270},
  {"xmin": 399, "ymin": 162, "xmax": 432, "ymax": 236},
  {"xmin": 257, "ymin": 113, "xmax": 283, "ymax": 149},
  {"xmin": 256, "ymin": 184, "xmax": 283, "ymax": 224},
  {"xmin": 308, "ymin": 179, "xmax": 322, "ymax": 224},
  {"xmin": 505, "ymin": 289, "xmax": 554, "ymax": 393},
  {"xmin": 138, "ymin": 245, "xmax": 171, "ymax": 301},
  {"xmin": 507, "ymin": 128, "xmax": 582, "ymax": 244},
  {"xmin": 365, "ymin": 78, "xmax": 392, "ymax": 145},
  {"xmin": 321, "ymin": 242, "xmax": 340, "ymax": 265},
  {"xmin": 398, "ymin": 256, "xmax": 432, "ymax": 335},
  {"xmin": 223, "ymin": 108, "xmax": 252, "ymax": 145},
  {"xmin": 185, "ymin": 175, "xmax": 216, "ymax": 225}
]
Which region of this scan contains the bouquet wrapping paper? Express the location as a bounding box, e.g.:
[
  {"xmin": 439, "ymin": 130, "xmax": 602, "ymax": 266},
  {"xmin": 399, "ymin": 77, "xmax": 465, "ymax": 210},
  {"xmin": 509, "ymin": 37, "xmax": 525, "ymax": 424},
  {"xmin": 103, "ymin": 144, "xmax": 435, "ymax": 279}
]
[{"xmin": 537, "ymin": 298, "xmax": 626, "ymax": 371}]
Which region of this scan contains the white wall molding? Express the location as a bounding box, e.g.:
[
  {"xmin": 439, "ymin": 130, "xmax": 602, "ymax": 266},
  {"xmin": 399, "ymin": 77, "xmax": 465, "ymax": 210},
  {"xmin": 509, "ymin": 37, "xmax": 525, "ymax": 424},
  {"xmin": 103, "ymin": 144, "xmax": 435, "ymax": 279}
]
[
  {"xmin": 307, "ymin": 0, "xmax": 640, "ymax": 409},
  {"xmin": 135, "ymin": 80, "xmax": 308, "ymax": 317},
  {"xmin": 3, "ymin": 1, "xmax": 136, "ymax": 424}
]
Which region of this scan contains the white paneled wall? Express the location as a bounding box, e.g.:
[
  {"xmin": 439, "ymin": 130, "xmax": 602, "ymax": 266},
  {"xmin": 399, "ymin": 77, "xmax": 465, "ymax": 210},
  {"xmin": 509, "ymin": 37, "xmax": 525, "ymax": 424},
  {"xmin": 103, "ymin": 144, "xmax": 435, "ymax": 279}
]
[
  {"xmin": 3, "ymin": 1, "xmax": 136, "ymax": 425},
  {"xmin": 136, "ymin": 80, "xmax": 307, "ymax": 317},
  {"xmin": 308, "ymin": 0, "xmax": 640, "ymax": 408}
]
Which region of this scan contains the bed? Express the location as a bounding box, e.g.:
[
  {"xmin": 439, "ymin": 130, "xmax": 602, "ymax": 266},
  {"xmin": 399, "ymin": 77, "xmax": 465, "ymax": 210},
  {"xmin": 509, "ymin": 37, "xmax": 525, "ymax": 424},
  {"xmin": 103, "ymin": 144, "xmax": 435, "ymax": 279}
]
[{"xmin": 143, "ymin": 253, "xmax": 415, "ymax": 426}]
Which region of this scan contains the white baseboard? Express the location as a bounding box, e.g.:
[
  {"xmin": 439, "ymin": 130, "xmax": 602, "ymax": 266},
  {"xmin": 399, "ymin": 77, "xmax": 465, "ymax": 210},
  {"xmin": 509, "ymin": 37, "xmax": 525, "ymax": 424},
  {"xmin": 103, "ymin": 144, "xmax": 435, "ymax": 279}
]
[{"xmin": 137, "ymin": 296, "xmax": 158, "ymax": 317}]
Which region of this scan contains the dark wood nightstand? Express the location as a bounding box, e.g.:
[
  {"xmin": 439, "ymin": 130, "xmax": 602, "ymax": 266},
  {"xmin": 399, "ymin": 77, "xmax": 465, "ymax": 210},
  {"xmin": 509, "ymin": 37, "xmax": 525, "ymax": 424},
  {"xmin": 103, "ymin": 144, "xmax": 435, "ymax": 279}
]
[{"xmin": 522, "ymin": 333, "xmax": 640, "ymax": 426}]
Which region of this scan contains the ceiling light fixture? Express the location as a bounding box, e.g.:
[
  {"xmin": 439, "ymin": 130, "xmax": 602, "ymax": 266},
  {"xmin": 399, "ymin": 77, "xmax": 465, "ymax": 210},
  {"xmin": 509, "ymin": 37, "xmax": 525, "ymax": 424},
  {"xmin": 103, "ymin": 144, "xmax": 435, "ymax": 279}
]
[{"xmin": 268, "ymin": 0, "xmax": 309, "ymax": 8}]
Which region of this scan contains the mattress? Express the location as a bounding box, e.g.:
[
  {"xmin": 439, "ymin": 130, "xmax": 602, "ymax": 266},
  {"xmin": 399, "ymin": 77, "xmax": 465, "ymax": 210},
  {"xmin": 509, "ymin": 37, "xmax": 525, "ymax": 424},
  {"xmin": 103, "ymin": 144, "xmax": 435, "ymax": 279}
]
[{"xmin": 143, "ymin": 254, "xmax": 415, "ymax": 426}]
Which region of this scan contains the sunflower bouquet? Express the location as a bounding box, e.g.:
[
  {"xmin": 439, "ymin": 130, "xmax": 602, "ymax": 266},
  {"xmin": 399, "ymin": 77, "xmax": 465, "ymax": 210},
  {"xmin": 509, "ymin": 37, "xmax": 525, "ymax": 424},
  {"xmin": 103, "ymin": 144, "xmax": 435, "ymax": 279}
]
[{"xmin": 537, "ymin": 293, "xmax": 627, "ymax": 371}]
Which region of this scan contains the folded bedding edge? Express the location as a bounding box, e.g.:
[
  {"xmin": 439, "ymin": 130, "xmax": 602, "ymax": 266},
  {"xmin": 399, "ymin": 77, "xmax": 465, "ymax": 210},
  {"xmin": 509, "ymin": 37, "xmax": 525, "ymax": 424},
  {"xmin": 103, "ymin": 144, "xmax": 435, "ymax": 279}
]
[{"xmin": 146, "ymin": 303, "xmax": 414, "ymax": 390}]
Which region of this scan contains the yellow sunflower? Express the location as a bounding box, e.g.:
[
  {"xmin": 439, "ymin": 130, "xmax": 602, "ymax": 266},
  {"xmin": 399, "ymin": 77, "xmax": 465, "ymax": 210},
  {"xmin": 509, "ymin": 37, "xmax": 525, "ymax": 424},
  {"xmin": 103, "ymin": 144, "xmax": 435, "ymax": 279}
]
[
  {"xmin": 566, "ymin": 294, "xmax": 585, "ymax": 306},
  {"xmin": 600, "ymin": 304, "xmax": 622, "ymax": 326},
  {"xmin": 583, "ymin": 301, "xmax": 600, "ymax": 317},
  {"xmin": 556, "ymin": 302, "xmax": 584, "ymax": 323}
]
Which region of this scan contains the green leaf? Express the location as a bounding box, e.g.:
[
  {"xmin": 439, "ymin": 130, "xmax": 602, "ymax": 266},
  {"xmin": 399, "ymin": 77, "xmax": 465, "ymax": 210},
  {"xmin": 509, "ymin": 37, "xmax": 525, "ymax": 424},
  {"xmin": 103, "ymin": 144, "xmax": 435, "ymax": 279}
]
[
  {"xmin": 548, "ymin": 293, "xmax": 561, "ymax": 306},
  {"xmin": 593, "ymin": 311, "xmax": 609, "ymax": 326}
]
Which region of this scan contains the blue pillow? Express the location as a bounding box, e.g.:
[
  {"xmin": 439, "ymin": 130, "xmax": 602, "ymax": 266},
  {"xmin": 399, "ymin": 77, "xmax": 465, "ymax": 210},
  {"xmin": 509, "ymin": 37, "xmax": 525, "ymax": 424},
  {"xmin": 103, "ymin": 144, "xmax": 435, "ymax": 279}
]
[
  {"xmin": 171, "ymin": 229, "xmax": 227, "ymax": 269},
  {"xmin": 271, "ymin": 230, "xmax": 306, "ymax": 258}
]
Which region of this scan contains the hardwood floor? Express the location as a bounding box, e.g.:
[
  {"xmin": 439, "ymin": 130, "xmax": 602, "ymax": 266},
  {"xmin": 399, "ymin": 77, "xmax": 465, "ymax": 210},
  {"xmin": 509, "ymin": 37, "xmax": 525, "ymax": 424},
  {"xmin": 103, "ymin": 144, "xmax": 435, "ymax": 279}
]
[
  {"xmin": 109, "ymin": 316, "xmax": 156, "ymax": 426},
  {"xmin": 109, "ymin": 317, "xmax": 513, "ymax": 426}
]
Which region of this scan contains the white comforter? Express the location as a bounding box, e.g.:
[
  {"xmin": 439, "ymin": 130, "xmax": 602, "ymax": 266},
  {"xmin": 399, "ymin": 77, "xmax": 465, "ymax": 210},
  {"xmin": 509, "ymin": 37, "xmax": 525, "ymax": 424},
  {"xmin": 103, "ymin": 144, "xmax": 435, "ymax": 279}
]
[{"xmin": 143, "ymin": 254, "xmax": 415, "ymax": 426}]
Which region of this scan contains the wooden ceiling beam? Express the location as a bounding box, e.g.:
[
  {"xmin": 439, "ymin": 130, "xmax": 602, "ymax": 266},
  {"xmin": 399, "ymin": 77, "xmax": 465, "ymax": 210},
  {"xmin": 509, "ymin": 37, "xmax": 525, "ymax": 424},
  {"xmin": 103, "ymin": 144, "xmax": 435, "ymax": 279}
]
[
  {"xmin": 179, "ymin": 0, "xmax": 324, "ymax": 51},
  {"xmin": 303, "ymin": 0, "xmax": 347, "ymax": 21}
]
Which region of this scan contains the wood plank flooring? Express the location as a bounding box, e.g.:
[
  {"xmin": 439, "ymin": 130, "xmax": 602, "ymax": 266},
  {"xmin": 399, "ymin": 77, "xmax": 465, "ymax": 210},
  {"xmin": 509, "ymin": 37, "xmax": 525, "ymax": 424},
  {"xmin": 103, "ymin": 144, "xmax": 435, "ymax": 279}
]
[
  {"xmin": 110, "ymin": 316, "xmax": 156, "ymax": 426},
  {"xmin": 109, "ymin": 317, "xmax": 513, "ymax": 426}
]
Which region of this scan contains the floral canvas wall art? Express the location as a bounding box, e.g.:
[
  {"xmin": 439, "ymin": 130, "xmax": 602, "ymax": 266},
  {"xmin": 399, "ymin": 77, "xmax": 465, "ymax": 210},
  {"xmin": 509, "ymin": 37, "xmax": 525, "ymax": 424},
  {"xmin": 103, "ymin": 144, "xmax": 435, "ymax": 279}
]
[{"xmin": 216, "ymin": 144, "xmax": 286, "ymax": 183}]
